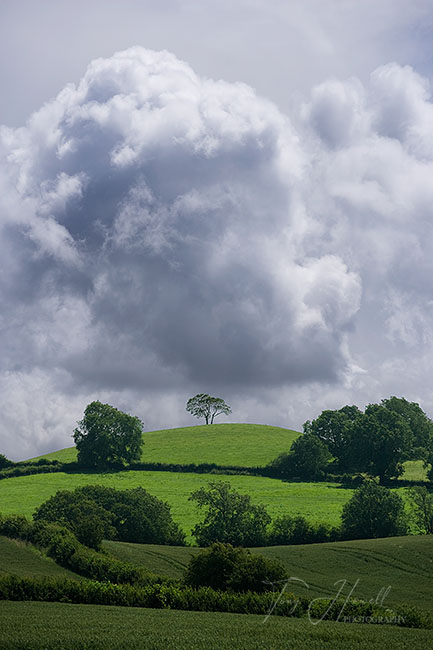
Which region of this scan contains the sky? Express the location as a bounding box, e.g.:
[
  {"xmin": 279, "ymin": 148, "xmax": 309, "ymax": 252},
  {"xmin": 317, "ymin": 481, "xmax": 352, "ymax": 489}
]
[{"xmin": 1, "ymin": 0, "xmax": 433, "ymax": 460}]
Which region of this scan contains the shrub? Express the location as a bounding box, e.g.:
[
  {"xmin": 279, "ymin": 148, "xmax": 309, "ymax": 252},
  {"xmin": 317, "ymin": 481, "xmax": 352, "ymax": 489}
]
[
  {"xmin": 0, "ymin": 514, "xmax": 32, "ymax": 540},
  {"xmin": 184, "ymin": 542, "xmax": 287, "ymax": 593},
  {"xmin": 268, "ymin": 515, "xmax": 340, "ymax": 545}
]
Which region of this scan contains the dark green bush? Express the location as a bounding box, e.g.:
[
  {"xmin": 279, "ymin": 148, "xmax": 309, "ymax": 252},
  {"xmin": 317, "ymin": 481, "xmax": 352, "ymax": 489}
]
[
  {"xmin": 184, "ymin": 542, "xmax": 287, "ymax": 593},
  {"xmin": 268, "ymin": 515, "xmax": 340, "ymax": 545},
  {"xmin": 0, "ymin": 514, "xmax": 32, "ymax": 540}
]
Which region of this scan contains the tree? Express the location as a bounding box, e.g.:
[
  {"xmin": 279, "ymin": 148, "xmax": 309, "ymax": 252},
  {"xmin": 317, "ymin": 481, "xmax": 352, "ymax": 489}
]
[
  {"xmin": 408, "ymin": 486, "xmax": 433, "ymax": 534},
  {"xmin": 341, "ymin": 481, "xmax": 407, "ymax": 539},
  {"xmin": 33, "ymin": 485, "xmax": 185, "ymax": 546},
  {"xmin": 0, "ymin": 454, "xmax": 13, "ymax": 470},
  {"xmin": 306, "ymin": 401, "xmax": 413, "ymax": 481},
  {"xmin": 268, "ymin": 434, "xmax": 331, "ymax": 480},
  {"xmin": 351, "ymin": 404, "xmax": 412, "ymax": 482},
  {"xmin": 186, "ymin": 394, "xmax": 231, "ymax": 424},
  {"xmin": 73, "ymin": 401, "xmax": 144, "ymax": 468},
  {"xmin": 381, "ymin": 396, "xmax": 433, "ymax": 459},
  {"xmin": 184, "ymin": 542, "xmax": 287, "ymax": 593},
  {"xmin": 189, "ymin": 481, "xmax": 270, "ymax": 546},
  {"xmin": 304, "ymin": 406, "xmax": 362, "ymax": 470}
]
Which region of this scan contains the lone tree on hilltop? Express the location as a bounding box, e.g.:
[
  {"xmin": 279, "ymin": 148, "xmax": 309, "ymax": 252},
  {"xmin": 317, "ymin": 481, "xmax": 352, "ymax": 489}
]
[
  {"xmin": 73, "ymin": 401, "xmax": 144, "ymax": 469},
  {"xmin": 186, "ymin": 393, "xmax": 231, "ymax": 424}
]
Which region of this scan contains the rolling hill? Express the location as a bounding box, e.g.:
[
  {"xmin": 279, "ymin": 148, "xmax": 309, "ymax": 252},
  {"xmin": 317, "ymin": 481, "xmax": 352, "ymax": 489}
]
[
  {"xmin": 0, "ymin": 536, "xmax": 81, "ymax": 580},
  {"xmin": 104, "ymin": 535, "xmax": 433, "ymax": 612},
  {"xmin": 28, "ymin": 423, "xmax": 301, "ymax": 467}
]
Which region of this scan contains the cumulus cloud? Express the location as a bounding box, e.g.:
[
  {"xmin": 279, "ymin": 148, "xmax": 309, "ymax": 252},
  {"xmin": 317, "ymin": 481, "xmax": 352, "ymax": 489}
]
[{"xmin": 1, "ymin": 47, "xmax": 433, "ymax": 458}]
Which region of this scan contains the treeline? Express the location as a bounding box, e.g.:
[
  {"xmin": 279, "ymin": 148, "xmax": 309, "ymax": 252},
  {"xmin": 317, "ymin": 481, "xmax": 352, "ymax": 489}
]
[
  {"xmin": 269, "ymin": 397, "xmax": 433, "ymax": 484},
  {"xmin": 2, "ymin": 478, "xmax": 432, "ymax": 556}
]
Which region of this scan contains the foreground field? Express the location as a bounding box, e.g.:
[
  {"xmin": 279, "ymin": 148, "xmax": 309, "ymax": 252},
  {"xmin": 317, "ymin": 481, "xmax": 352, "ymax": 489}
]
[
  {"xmin": 0, "ymin": 471, "xmax": 353, "ymax": 538},
  {"xmin": 0, "ymin": 601, "xmax": 430, "ymax": 650},
  {"xmin": 0, "ymin": 537, "xmax": 81, "ymax": 580},
  {"xmin": 104, "ymin": 535, "xmax": 433, "ymax": 611},
  {"xmin": 29, "ymin": 423, "xmax": 300, "ymax": 467}
]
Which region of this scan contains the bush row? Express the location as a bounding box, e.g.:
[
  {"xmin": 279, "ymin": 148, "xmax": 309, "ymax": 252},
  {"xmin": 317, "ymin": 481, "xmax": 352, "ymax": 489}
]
[
  {"xmin": 4, "ymin": 458, "xmax": 428, "ymax": 489},
  {"xmin": 0, "ymin": 515, "xmax": 161, "ymax": 586},
  {"xmin": 0, "ymin": 574, "xmax": 430, "ymax": 629},
  {"xmin": 0, "ymin": 461, "xmax": 79, "ymax": 481}
]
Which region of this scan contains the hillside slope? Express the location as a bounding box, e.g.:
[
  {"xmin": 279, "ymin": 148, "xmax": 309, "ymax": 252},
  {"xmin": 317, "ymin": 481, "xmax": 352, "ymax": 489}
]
[
  {"xmin": 0, "ymin": 536, "xmax": 81, "ymax": 580},
  {"xmin": 29, "ymin": 423, "xmax": 300, "ymax": 467},
  {"xmin": 104, "ymin": 535, "xmax": 433, "ymax": 611}
]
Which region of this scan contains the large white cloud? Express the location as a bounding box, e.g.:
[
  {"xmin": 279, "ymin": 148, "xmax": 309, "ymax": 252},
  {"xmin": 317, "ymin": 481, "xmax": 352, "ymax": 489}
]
[{"xmin": 1, "ymin": 48, "xmax": 433, "ymax": 458}]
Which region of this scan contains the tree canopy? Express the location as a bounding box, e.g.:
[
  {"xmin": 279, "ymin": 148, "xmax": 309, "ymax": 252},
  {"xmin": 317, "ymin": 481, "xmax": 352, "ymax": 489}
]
[
  {"xmin": 33, "ymin": 485, "xmax": 185, "ymax": 546},
  {"xmin": 268, "ymin": 434, "xmax": 331, "ymax": 480},
  {"xmin": 341, "ymin": 481, "xmax": 407, "ymax": 539},
  {"xmin": 304, "ymin": 396, "xmax": 431, "ymax": 481},
  {"xmin": 73, "ymin": 401, "xmax": 144, "ymax": 468},
  {"xmin": 186, "ymin": 394, "xmax": 231, "ymax": 424},
  {"xmin": 189, "ymin": 481, "xmax": 270, "ymax": 546}
]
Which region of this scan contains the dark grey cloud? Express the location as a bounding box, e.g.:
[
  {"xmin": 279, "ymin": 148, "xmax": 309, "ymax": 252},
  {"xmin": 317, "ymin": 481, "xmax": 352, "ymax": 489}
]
[{"xmin": 0, "ymin": 46, "xmax": 365, "ymax": 457}]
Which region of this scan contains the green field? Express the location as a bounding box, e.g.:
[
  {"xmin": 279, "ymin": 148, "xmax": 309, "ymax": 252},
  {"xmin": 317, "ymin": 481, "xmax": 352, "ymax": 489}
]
[
  {"xmin": 104, "ymin": 535, "xmax": 433, "ymax": 611},
  {"xmin": 399, "ymin": 460, "xmax": 428, "ymax": 482},
  {"xmin": 28, "ymin": 423, "xmax": 300, "ymax": 467},
  {"xmin": 0, "ymin": 601, "xmax": 430, "ymax": 650},
  {"xmin": 0, "ymin": 536, "xmax": 80, "ymax": 580},
  {"xmin": 0, "ymin": 471, "xmax": 353, "ymax": 539}
]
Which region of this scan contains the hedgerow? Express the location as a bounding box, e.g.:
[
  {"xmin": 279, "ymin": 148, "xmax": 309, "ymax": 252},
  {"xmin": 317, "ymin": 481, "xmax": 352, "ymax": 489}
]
[{"xmin": 0, "ymin": 575, "xmax": 430, "ymax": 629}]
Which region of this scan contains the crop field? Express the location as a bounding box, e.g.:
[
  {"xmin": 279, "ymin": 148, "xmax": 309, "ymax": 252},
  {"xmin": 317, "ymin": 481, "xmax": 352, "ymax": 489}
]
[
  {"xmin": 0, "ymin": 536, "xmax": 80, "ymax": 580},
  {"xmin": 258, "ymin": 534, "xmax": 433, "ymax": 611},
  {"xmin": 0, "ymin": 471, "xmax": 354, "ymax": 539},
  {"xmin": 28, "ymin": 423, "xmax": 301, "ymax": 467},
  {"xmin": 104, "ymin": 535, "xmax": 433, "ymax": 611},
  {"xmin": 0, "ymin": 601, "xmax": 431, "ymax": 650}
]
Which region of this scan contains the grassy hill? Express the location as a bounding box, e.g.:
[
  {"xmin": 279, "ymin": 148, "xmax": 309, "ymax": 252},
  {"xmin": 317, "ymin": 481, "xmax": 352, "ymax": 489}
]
[
  {"xmin": 28, "ymin": 423, "xmax": 301, "ymax": 467},
  {"xmin": 28, "ymin": 424, "xmax": 425, "ymax": 483},
  {"xmin": 104, "ymin": 535, "xmax": 433, "ymax": 612},
  {"xmin": 0, "ymin": 536, "xmax": 81, "ymax": 580}
]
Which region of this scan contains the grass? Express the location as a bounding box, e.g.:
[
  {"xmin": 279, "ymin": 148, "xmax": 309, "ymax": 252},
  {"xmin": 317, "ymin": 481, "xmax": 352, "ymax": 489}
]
[
  {"xmin": 400, "ymin": 460, "xmax": 428, "ymax": 482},
  {"xmin": 104, "ymin": 535, "xmax": 433, "ymax": 611},
  {"xmin": 104, "ymin": 541, "xmax": 196, "ymax": 579},
  {"xmin": 0, "ymin": 601, "xmax": 431, "ymax": 650},
  {"xmin": 0, "ymin": 471, "xmax": 353, "ymax": 540},
  {"xmin": 0, "ymin": 536, "xmax": 81, "ymax": 580},
  {"xmin": 28, "ymin": 423, "xmax": 300, "ymax": 467}
]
